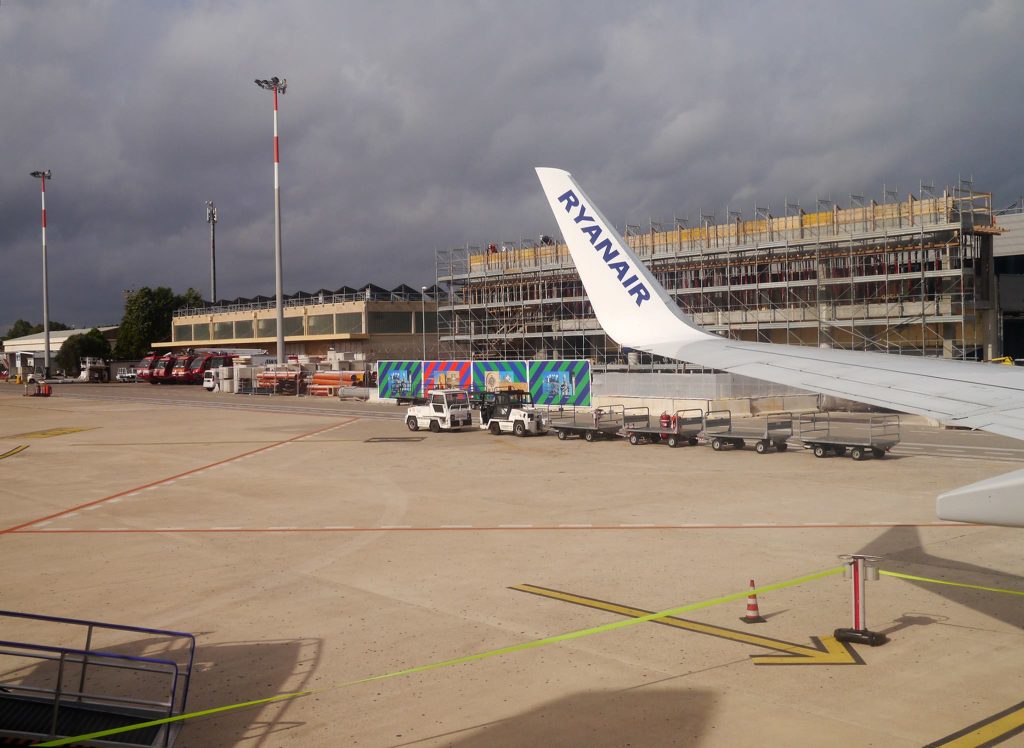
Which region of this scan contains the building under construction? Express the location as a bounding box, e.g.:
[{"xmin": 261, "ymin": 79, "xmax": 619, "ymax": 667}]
[{"xmin": 437, "ymin": 181, "xmax": 1006, "ymax": 367}]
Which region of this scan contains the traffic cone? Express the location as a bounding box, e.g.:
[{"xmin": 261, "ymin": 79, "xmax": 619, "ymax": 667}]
[{"xmin": 740, "ymin": 579, "xmax": 766, "ymax": 624}]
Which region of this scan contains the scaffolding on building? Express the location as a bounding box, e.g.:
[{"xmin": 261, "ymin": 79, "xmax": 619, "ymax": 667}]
[{"xmin": 436, "ymin": 181, "xmax": 1002, "ymax": 368}]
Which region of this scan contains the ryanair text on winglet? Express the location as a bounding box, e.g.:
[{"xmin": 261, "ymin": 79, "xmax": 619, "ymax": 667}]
[{"xmin": 557, "ymin": 190, "xmax": 651, "ymax": 307}]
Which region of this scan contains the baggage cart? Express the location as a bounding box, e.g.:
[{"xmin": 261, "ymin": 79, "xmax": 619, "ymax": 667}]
[
  {"xmin": 621, "ymin": 407, "xmax": 704, "ymax": 447},
  {"xmin": 703, "ymin": 410, "xmax": 793, "ymax": 453},
  {"xmin": 796, "ymin": 413, "xmax": 900, "ymax": 460},
  {"xmin": 549, "ymin": 405, "xmax": 625, "ymax": 442}
]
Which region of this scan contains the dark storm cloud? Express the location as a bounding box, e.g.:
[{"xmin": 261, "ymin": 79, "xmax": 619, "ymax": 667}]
[{"xmin": 2, "ymin": 1, "xmax": 1022, "ymax": 332}]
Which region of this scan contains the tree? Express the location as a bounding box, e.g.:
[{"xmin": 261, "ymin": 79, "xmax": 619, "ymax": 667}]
[
  {"xmin": 113, "ymin": 286, "xmax": 205, "ymax": 360},
  {"xmin": 3, "ymin": 319, "xmax": 71, "ymax": 341},
  {"xmin": 4, "ymin": 320, "xmax": 35, "ymax": 340},
  {"xmin": 56, "ymin": 328, "xmax": 112, "ymax": 376}
]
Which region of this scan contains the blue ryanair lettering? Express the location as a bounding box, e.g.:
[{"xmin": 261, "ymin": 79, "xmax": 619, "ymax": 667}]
[{"xmin": 557, "ymin": 189, "xmax": 651, "ymax": 307}]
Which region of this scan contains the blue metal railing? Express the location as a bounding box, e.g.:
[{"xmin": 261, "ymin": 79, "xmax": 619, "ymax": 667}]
[{"xmin": 0, "ymin": 609, "xmax": 196, "ymax": 745}]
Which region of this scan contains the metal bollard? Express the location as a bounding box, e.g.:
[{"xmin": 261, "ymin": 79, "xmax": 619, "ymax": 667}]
[{"xmin": 834, "ymin": 553, "xmax": 887, "ymax": 647}]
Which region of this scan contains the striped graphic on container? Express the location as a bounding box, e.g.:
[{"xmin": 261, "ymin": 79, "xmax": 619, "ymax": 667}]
[
  {"xmin": 529, "ymin": 360, "xmax": 591, "ymax": 406},
  {"xmin": 377, "ymin": 361, "xmax": 422, "ymax": 399},
  {"xmin": 423, "ymin": 360, "xmax": 472, "ymax": 391},
  {"xmin": 472, "ymin": 361, "xmax": 528, "ymax": 393}
]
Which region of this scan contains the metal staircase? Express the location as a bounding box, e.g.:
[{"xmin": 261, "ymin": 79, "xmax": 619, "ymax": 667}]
[{"xmin": 0, "ymin": 610, "xmax": 194, "ymax": 747}]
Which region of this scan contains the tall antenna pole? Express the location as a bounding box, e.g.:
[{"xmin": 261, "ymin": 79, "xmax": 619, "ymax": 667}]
[{"xmin": 205, "ymin": 201, "xmax": 218, "ymax": 303}]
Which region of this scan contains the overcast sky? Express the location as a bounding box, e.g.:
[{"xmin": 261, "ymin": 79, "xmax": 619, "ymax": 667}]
[{"xmin": 2, "ymin": 1, "xmax": 1022, "ymax": 332}]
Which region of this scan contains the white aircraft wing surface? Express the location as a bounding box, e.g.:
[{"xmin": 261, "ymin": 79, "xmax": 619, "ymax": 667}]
[{"xmin": 536, "ymin": 167, "xmax": 1024, "ymax": 527}]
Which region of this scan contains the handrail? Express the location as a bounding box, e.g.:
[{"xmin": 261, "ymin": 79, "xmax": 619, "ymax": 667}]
[
  {"xmin": 0, "ymin": 609, "xmax": 195, "ymax": 712},
  {"xmin": 2, "ymin": 682, "xmax": 176, "ymax": 710},
  {"xmin": 0, "ymin": 639, "xmax": 180, "ymax": 743},
  {"xmin": 0, "ymin": 610, "xmax": 195, "ymax": 746},
  {"xmin": 0, "ymin": 609, "xmax": 193, "ymax": 640},
  {"xmin": 0, "ymin": 640, "xmax": 180, "ymax": 673}
]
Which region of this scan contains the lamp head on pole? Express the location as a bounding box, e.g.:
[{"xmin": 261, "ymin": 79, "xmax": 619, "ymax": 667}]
[
  {"xmin": 30, "ymin": 170, "xmax": 52, "ymax": 180},
  {"xmin": 205, "ymin": 200, "xmax": 218, "ymax": 224},
  {"xmin": 255, "ymin": 77, "xmax": 287, "ymax": 94}
]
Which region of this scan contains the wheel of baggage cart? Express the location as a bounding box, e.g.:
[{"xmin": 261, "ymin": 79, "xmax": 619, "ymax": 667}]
[
  {"xmin": 755, "ymin": 440, "xmax": 769, "ymax": 454},
  {"xmin": 813, "ymin": 444, "xmax": 827, "ymax": 458},
  {"xmin": 850, "ymin": 446, "xmax": 865, "ymax": 461},
  {"xmin": 490, "ymin": 421, "xmax": 501, "ymax": 435},
  {"xmin": 688, "ymin": 437, "xmax": 699, "ymax": 446},
  {"xmin": 429, "ymin": 420, "xmax": 441, "ymax": 433},
  {"xmin": 735, "ymin": 439, "xmax": 745, "ymax": 449},
  {"xmin": 833, "ymin": 445, "xmax": 846, "ymax": 457},
  {"xmin": 584, "ymin": 430, "xmax": 597, "ymax": 442},
  {"xmin": 557, "ymin": 429, "xmax": 567, "ymax": 440},
  {"xmin": 775, "ymin": 441, "xmax": 788, "ymax": 452},
  {"xmin": 711, "ymin": 438, "xmax": 723, "ymax": 451},
  {"xmin": 406, "ymin": 416, "xmax": 419, "ymax": 431},
  {"xmin": 629, "ymin": 433, "xmax": 640, "ymax": 445},
  {"xmin": 871, "ymin": 447, "xmax": 885, "ymax": 459},
  {"xmin": 667, "ymin": 435, "xmax": 679, "ymax": 448},
  {"xmin": 513, "ymin": 421, "xmax": 527, "ymax": 437}
]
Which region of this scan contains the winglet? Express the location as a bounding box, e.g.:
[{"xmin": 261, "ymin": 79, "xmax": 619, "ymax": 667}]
[{"xmin": 535, "ymin": 168, "xmax": 712, "ymax": 351}]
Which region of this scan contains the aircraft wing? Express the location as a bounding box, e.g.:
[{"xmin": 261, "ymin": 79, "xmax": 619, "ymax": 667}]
[
  {"xmin": 536, "ymin": 167, "xmax": 1024, "ymax": 527},
  {"xmin": 656, "ymin": 338, "xmax": 1024, "ymax": 439}
]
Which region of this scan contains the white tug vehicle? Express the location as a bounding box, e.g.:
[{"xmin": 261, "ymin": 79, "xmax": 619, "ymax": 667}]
[{"xmin": 406, "ymin": 389, "xmax": 473, "ymax": 432}]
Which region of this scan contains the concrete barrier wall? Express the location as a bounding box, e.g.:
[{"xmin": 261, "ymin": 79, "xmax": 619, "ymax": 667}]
[
  {"xmin": 593, "ymin": 372, "xmax": 811, "ymax": 400},
  {"xmin": 590, "ymin": 394, "xmax": 819, "ymax": 417}
]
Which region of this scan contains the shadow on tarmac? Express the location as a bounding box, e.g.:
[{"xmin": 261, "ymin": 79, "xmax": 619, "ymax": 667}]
[
  {"xmin": 395, "ymin": 688, "xmax": 715, "ymax": 747},
  {"xmin": 857, "ymin": 526, "xmax": 1023, "ymax": 631},
  {"xmin": 0, "ymin": 634, "xmax": 320, "ymax": 748}
]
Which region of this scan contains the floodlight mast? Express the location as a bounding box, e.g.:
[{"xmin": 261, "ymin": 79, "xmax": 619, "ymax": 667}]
[
  {"xmin": 30, "ymin": 170, "xmax": 53, "ymax": 379},
  {"xmin": 254, "ymin": 76, "xmax": 287, "ymax": 363},
  {"xmin": 205, "ymin": 201, "xmax": 218, "ymax": 303},
  {"xmin": 421, "ymin": 286, "xmax": 428, "ymax": 360}
]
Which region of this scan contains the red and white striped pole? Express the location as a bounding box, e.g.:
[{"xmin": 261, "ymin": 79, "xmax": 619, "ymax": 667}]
[
  {"xmin": 30, "ymin": 170, "xmax": 53, "ymax": 379},
  {"xmin": 851, "ymin": 555, "xmax": 865, "ymax": 630},
  {"xmin": 255, "ymin": 76, "xmax": 287, "ymax": 365},
  {"xmin": 834, "ymin": 553, "xmax": 887, "ymax": 646}
]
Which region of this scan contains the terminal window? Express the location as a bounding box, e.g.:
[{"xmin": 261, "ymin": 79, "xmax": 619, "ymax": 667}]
[
  {"xmin": 335, "ymin": 312, "xmax": 363, "ymax": 334},
  {"xmin": 368, "ymin": 311, "xmax": 411, "ymax": 334},
  {"xmin": 234, "ymin": 320, "xmax": 255, "ymax": 339}
]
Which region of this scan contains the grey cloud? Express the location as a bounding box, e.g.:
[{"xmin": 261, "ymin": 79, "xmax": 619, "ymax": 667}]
[{"xmin": 2, "ymin": 1, "xmax": 1022, "ymax": 333}]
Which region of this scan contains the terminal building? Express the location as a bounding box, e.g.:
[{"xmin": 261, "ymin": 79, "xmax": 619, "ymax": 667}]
[
  {"xmin": 163, "ymin": 284, "xmax": 442, "ymax": 362},
  {"xmin": 166, "ymin": 182, "xmax": 1023, "ymax": 372},
  {"xmin": 437, "ymin": 183, "xmax": 1018, "ymax": 368}
]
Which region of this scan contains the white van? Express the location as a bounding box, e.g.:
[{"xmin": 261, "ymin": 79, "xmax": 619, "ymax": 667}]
[{"xmin": 203, "ymin": 370, "xmax": 218, "ymax": 391}]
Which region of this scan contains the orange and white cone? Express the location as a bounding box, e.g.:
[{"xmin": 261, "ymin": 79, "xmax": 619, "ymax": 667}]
[{"xmin": 740, "ymin": 579, "xmax": 766, "ymax": 624}]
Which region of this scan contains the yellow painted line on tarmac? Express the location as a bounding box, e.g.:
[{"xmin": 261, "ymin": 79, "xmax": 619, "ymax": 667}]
[
  {"xmin": 33, "ymin": 566, "xmax": 843, "ymax": 746},
  {"xmin": 0, "ymin": 445, "xmax": 29, "ymax": 460},
  {"xmin": 881, "ymin": 570, "xmax": 1024, "ymax": 596},
  {"xmin": 5, "ymin": 426, "xmax": 95, "ymax": 439},
  {"xmin": 513, "ymin": 584, "xmax": 861, "ymax": 665},
  {"xmin": 924, "ymin": 699, "xmax": 1024, "ymax": 747}
]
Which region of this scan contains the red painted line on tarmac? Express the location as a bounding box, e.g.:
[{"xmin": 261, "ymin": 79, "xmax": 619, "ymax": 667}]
[
  {"xmin": 13, "ymin": 522, "xmax": 967, "ymax": 535},
  {"xmin": 1, "ymin": 419, "xmax": 354, "ymax": 535}
]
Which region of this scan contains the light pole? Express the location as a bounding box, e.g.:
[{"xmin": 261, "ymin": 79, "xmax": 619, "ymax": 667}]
[
  {"xmin": 421, "ymin": 286, "xmax": 428, "ymax": 360},
  {"xmin": 205, "ymin": 201, "xmax": 218, "ymax": 304},
  {"xmin": 30, "ymin": 170, "xmax": 52, "ymax": 379},
  {"xmin": 254, "ymin": 76, "xmax": 287, "ymax": 363}
]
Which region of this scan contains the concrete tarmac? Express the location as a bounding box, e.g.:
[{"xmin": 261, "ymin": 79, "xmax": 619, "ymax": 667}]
[{"xmin": 1, "ymin": 384, "xmax": 1021, "ymax": 747}]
